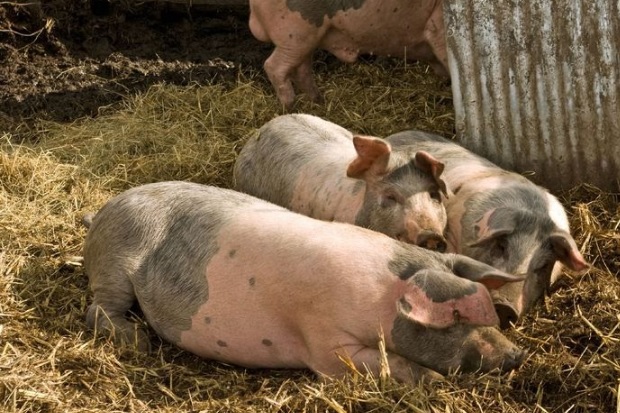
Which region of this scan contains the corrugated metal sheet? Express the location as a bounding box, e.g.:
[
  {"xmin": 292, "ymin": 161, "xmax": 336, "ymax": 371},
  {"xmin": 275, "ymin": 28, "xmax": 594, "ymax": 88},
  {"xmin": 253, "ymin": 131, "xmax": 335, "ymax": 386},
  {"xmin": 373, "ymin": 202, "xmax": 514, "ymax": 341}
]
[{"xmin": 444, "ymin": 0, "xmax": 620, "ymax": 191}]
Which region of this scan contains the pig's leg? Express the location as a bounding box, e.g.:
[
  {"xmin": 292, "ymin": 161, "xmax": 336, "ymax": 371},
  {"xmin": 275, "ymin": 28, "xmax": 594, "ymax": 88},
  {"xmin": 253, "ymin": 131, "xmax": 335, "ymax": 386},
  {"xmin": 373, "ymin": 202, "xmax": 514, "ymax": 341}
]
[
  {"xmin": 423, "ymin": 5, "xmax": 449, "ymax": 76},
  {"xmin": 311, "ymin": 345, "xmax": 442, "ymax": 384},
  {"xmin": 292, "ymin": 55, "xmax": 322, "ymax": 103},
  {"xmin": 347, "ymin": 347, "xmax": 443, "ymax": 384},
  {"xmin": 86, "ymin": 272, "xmax": 151, "ymax": 352},
  {"xmin": 264, "ymin": 47, "xmax": 314, "ymax": 110}
]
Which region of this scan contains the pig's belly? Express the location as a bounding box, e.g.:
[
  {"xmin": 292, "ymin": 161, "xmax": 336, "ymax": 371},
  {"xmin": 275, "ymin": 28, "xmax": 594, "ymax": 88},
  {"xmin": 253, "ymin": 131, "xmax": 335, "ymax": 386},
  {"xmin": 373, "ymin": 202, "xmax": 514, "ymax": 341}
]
[{"xmin": 178, "ymin": 303, "xmax": 310, "ymax": 369}]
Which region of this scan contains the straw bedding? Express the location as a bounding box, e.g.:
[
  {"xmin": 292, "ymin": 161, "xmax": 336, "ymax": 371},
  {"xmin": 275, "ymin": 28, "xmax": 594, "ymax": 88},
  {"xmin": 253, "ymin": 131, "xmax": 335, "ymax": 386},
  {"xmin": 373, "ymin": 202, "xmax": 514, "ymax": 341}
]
[{"xmin": 0, "ymin": 4, "xmax": 618, "ymax": 413}]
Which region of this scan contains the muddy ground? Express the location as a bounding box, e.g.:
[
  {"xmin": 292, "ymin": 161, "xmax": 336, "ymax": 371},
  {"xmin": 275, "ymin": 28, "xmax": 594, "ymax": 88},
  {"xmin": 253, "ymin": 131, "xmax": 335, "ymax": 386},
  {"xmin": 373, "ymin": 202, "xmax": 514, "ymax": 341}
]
[{"xmin": 0, "ymin": 0, "xmax": 273, "ymax": 136}]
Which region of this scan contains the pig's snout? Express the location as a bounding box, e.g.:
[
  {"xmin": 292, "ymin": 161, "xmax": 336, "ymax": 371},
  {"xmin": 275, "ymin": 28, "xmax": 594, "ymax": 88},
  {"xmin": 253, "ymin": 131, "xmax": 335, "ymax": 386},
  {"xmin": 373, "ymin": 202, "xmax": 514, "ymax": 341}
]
[
  {"xmin": 416, "ymin": 231, "xmax": 447, "ymax": 252},
  {"xmin": 495, "ymin": 302, "xmax": 519, "ymax": 329},
  {"xmin": 491, "ymin": 294, "xmax": 520, "ymax": 329},
  {"xmin": 500, "ymin": 347, "xmax": 526, "ymax": 372}
]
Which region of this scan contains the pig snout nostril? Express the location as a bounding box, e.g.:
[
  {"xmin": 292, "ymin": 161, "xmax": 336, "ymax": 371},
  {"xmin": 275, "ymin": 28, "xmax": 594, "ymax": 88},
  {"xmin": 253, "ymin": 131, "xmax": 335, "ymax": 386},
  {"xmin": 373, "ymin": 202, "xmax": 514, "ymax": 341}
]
[
  {"xmin": 495, "ymin": 303, "xmax": 519, "ymax": 329},
  {"xmin": 417, "ymin": 232, "xmax": 447, "ymax": 252},
  {"xmin": 434, "ymin": 239, "xmax": 447, "ymax": 253}
]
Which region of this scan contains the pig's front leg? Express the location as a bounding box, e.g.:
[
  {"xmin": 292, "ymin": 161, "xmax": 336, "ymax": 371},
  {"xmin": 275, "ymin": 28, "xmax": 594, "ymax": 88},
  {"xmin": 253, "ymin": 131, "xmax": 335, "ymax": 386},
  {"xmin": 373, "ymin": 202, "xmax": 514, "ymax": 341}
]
[
  {"xmin": 347, "ymin": 346, "xmax": 444, "ymax": 384},
  {"xmin": 312, "ymin": 345, "xmax": 443, "ymax": 384}
]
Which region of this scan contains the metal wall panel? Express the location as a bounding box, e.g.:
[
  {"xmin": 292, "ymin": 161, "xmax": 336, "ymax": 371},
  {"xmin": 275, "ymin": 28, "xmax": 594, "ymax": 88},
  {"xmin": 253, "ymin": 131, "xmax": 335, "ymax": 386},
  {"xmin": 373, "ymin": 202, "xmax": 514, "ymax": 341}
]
[{"xmin": 444, "ymin": 0, "xmax": 620, "ymax": 191}]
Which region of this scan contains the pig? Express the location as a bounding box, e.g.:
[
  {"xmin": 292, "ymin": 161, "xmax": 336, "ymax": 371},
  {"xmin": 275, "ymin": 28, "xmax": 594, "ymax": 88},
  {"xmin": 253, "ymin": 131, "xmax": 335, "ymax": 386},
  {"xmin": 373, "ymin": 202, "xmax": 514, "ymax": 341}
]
[
  {"xmin": 248, "ymin": 0, "xmax": 449, "ymax": 108},
  {"xmin": 385, "ymin": 130, "xmax": 590, "ymax": 327},
  {"xmin": 234, "ymin": 114, "xmax": 449, "ymax": 251},
  {"xmin": 83, "ymin": 181, "xmax": 526, "ymax": 382}
]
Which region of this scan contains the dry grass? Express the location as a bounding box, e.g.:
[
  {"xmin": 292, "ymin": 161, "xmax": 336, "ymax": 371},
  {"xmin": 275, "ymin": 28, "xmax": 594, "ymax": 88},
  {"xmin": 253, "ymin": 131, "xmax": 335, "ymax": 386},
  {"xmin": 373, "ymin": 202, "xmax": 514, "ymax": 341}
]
[{"xmin": 1, "ymin": 59, "xmax": 618, "ymax": 412}]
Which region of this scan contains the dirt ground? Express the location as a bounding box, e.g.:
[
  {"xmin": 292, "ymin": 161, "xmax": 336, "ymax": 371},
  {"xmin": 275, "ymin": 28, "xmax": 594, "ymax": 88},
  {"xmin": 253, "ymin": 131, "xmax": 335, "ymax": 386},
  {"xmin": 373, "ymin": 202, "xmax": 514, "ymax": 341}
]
[{"xmin": 0, "ymin": 0, "xmax": 270, "ymax": 136}]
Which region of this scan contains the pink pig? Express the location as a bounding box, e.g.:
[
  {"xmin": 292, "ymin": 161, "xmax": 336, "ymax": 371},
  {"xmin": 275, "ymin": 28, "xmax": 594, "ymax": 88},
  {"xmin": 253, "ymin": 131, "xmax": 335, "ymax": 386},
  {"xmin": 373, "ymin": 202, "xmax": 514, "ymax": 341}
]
[
  {"xmin": 249, "ymin": 0, "xmax": 449, "ymax": 108},
  {"xmin": 234, "ymin": 114, "xmax": 449, "ymax": 251},
  {"xmin": 83, "ymin": 182, "xmax": 525, "ymax": 382}
]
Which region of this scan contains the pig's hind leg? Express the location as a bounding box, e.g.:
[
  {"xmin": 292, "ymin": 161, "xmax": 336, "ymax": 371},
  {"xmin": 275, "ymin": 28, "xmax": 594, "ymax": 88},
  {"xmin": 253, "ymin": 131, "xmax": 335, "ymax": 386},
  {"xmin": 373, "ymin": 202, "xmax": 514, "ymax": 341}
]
[
  {"xmin": 85, "ymin": 266, "xmax": 151, "ymax": 352},
  {"xmin": 292, "ymin": 56, "xmax": 322, "ymax": 104}
]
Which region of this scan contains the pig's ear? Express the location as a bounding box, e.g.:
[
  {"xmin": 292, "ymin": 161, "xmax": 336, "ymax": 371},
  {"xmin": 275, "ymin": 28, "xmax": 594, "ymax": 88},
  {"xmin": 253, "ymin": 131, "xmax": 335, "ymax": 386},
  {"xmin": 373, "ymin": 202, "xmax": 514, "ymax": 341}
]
[
  {"xmin": 450, "ymin": 255, "xmax": 526, "ymax": 290},
  {"xmin": 413, "ymin": 151, "xmax": 449, "ymax": 197},
  {"xmin": 549, "ymin": 231, "xmax": 589, "ymax": 273},
  {"xmin": 346, "ymin": 136, "xmax": 391, "ymax": 179},
  {"xmin": 467, "ymin": 208, "xmax": 516, "ymax": 247},
  {"xmin": 467, "ymin": 228, "xmax": 512, "ymax": 248},
  {"xmin": 398, "ymin": 270, "xmax": 500, "ymax": 328}
]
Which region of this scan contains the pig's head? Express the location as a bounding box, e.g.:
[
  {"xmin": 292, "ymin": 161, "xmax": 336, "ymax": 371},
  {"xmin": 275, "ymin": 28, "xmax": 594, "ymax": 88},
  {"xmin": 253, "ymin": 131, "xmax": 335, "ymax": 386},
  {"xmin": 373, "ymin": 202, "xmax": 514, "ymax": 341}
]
[
  {"xmin": 390, "ymin": 261, "xmax": 526, "ymax": 375},
  {"xmin": 462, "ymin": 205, "xmax": 589, "ymax": 327},
  {"xmin": 347, "ymin": 135, "xmax": 449, "ymax": 251}
]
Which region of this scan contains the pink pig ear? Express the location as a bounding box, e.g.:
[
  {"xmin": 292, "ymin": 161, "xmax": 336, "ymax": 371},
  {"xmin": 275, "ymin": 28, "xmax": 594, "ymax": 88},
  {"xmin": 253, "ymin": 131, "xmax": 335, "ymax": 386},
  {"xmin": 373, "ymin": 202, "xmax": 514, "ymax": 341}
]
[
  {"xmin": 467, "ymin": 208, "xmax": 516, "ymax": 248},
  {"xmin": 398, "ymin": 270, "xmax": 501, "ymax": 328},
  {"xmin": 413, "ymin": 151, "xmax": 448, "ymax": 197},
  {"xmin": 550, "ymin": 231, "xmax": 590, "ymax": 273},
  {"xmin": 346, "ymin": 136, "xmax": 391, "ymax": 179}
]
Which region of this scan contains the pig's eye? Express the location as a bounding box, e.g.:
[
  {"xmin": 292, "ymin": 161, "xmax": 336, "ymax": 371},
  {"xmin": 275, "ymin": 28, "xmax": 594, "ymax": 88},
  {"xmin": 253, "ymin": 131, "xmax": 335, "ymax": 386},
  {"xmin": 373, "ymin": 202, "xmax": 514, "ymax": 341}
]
[
  {"xmin": 429, "ymin": 190, "xmax": 441, "ymax": 202},
  {"xmin": 491, "ymin": 238, "xmax": 508, "ymax": 259}
]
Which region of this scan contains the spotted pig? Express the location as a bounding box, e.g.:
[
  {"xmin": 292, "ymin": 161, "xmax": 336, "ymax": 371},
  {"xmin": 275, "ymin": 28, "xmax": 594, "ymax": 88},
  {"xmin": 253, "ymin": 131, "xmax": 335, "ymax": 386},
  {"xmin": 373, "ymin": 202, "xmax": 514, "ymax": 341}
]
[
  {"xmin": 249, "ymin": 0, "xmax": 448, "ymax": 108},
  {"xmin": 234, "ymin": 114, "xmax": 449, "ymax": 251},
  {"xmin": 385, "ymin": 130, "xmax": 589, "ymax": 327},
  {"xmin": 83, "ymin": 182, "xmax": 525, "ymax": 382}
]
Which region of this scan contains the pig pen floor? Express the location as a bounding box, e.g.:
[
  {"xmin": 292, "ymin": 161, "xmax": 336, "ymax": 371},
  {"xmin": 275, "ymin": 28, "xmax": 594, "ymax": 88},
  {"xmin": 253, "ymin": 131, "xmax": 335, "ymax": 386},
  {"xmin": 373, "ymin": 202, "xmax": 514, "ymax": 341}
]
[{"xmin": 1, "ymin": 2, "xmax": 619, "ymax": 412}]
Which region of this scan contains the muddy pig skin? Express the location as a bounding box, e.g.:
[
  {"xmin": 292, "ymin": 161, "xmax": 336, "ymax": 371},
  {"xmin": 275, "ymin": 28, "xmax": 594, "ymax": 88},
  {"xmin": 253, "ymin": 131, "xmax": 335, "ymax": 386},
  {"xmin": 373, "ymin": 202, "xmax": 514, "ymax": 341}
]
[
  {"xmin": 234, "ymin": 114, "xmax": 448, "ymax": 251},
  {"xmin": 249, "ymin": 0, "xmax": 448, "ymax": 108},
  {"xmin": 385, "ymin": 131, "xmax": 589, "ymax": 327},
  {"xmin": 83, "ymin": 181, "xmax": 526, "ymax": 382}
]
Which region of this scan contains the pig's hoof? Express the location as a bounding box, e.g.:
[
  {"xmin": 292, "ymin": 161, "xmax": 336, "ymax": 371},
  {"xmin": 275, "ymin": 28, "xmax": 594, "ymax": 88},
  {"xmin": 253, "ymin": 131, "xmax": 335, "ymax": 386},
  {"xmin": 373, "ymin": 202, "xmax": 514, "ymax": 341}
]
[
  {"xmin": 110, "ymin": 326, "xmax": 152, "ymax": 353},
  {"xmin": 86, "ymin": 304, "xmax": 152, "ymax": 352},
  {"xmin": 422, "ymin": 370, "xmax": 445, "ymax": 383},
  {"xmin": 409, "ymin": 366, "xmax": 444, "ymax": 384}
]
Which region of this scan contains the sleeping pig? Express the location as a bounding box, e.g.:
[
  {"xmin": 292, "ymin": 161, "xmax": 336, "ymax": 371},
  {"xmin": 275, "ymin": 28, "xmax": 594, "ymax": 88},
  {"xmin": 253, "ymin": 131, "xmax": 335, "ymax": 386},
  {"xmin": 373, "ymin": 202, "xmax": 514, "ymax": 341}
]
[
  {"xmin": 385, "ymin": 130, "xmax": 589, "ymax": 327},
  {"xmin": 83, "ymin": 181, "xmax": 525, "ymax": 382},
  {"xmin": 234, "ymin": 114, "xmax": 449, "ymax": 251}
]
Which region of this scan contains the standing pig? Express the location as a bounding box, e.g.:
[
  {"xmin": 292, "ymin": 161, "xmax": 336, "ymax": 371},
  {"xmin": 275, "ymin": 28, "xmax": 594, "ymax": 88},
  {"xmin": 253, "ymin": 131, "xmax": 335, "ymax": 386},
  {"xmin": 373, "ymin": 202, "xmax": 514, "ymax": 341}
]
[
  {"xmin": 83, "ymin": 181, "xmax": 526, "ymax": 382},
  {"xmin": 248, "ymin": 0, "xmax": 448, "ymax": 108},
  {"xmin": 234, "ymin": 114, "xmax": 449, "ymax": 251},
  {"xmin": 385, "ymin": 131, "xmax": 589, "ymax": 327}
]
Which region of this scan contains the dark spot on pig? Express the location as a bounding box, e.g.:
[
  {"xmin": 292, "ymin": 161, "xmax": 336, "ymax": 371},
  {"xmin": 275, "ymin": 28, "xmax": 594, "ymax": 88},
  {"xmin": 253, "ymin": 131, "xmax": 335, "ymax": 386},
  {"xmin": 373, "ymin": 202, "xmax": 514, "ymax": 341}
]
[
  {"xmin": 289, "ymin": 33, "xmax": 292, "ymax": 38},
  {"xmin": 411, "ymin": 270, "xmax": 478, "ymax": 303},
  {"xmin": 204, "ymin": 316, "xmax": 211, "ymax": 324},
  {"xmin": 287, "ymin": 0, "xmax": 367, "ymax": 27},
  {"xmin": 391, "ymin": 261, "xmax": 418, "ymax": 280},
  {"xmin": 249, "ymin": 277, "xmax": 256, "ymax": 287},
  {"xmin": 393, "ymin": 7, "xmax": 398, "ymax": 12},
  {"xmin": 262, "ymin": 339, "xmax": 273, "ymax": 346},
  {"xmin": 128, "ymin": 183, "xmax": 252, "ymax": 344},
  {"xmin": 229, "ymin": 249, "xmax": 236, "ymax": 258},
  {"xmin": 388, "ymin": 244, "xmax": 432, "ymax": 280},
  {"xmin": 217, "ymin": 340, "xmax": 228, "ymax": 347}
]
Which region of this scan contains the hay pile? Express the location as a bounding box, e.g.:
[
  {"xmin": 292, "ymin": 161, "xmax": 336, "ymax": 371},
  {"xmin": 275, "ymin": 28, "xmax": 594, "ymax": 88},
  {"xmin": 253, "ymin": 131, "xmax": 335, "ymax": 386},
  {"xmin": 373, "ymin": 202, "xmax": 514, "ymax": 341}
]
[{"xmin": 1, "ymin": 60, "xmax": 618, "ymax": 412}]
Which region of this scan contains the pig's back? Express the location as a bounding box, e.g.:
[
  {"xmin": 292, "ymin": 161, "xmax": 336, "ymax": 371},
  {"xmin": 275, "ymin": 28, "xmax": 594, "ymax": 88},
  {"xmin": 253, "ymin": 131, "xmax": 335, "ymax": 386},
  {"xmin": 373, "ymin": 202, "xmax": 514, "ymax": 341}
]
[
  {"xmin": 84, "ymin": 182, "xmax": 288, "ymax": 345},
  {"xmin": 91, "ymin": 182, "xmax": 394, "ymax": 369},
  {"xmin": 234, "ymin": 114, "xmax": 356, "ymax": 207},
  {"xmin": 385, "ymin": 130, "xmax": 503, "ymax": 189}
]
